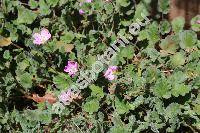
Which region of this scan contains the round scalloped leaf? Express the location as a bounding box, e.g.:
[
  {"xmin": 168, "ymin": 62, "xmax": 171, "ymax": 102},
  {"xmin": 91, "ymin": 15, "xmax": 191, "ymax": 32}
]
[
  {"xmin": 172, "ymin": 17, "xmax": 185, "ymax": 33},
  {"xmin": 53, "ymin": 73, "xmax": 72, "ymax": 90},
  {"xmin": 159, "ymin": 34, "xmax": 179, "ymax": 54},
  {"xmin": 89, "ymin": 84, "xmax": 104, "ymax": 99},
  {"xmin": 3, "ymin": 50, "xmax": 10, "ymax": 60},
  {"xmin": 153, "ymin": 78, "xmax": 171, "ymax": 99},
  {"xmin": 16, "ymin": 6, "xmax": 37, "ymax": 24},
  {"xmin": 160, "ymin": 20, "xmax": 171, "ymax": 35},
  {"xmin": 165, "ymin": 103, "xmax": 181, "ymax": 119},
  {"xmin": 158, "ymin": 0, "xmax": 169, "ymax": 14},
  {"xmin": 179, "ymin": 30, "xmax": 197, "ymax": 49},
  {"xmin": 169, "ymin": 71, "xmax": 187, "ymax": 84},
  {"xmin": 115, "ymin": 98, "xmax": 130, "ymax": 114},
  {"xmin": 193, "ymin": 104, "xmax": 200, "ymax": 115},
  {"xmin": 147, "ymin": 22, "xmax": 160, "ymax": 45},
  {"xmin": 116, "ymin": 0, "xmax": 130, "ymax": 7},
  {"xmin": 190, "ymin": 15, "xmax": 200, "ymax": 32},
  {"xmin": 16, "ymin": 72, "xmax": 33, "ymax": 89},
  {"xmin": 83, "ymin": 99, "xmax": 100, "ymax": 114},
  {"xmin": 60, "ymin": 31, "xmax": 75, "ymax": 43},
  {"xmin": 29, "ymin": 0, "xmax": 38, "ymax": 9},
  {"xmin": 171, "ymin": 84, "xmax": 191, "ymax": 97},
  {"xmin": 39, "ymin": 0, "xmax": 51, "ymax": 16},
  {"xmin": 170, "ymin": 52, "xmax": 185, "ymax": 67}
]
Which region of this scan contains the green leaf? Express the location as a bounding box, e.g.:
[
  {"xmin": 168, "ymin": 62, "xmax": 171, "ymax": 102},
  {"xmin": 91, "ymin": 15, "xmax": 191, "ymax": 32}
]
[
  {"xmin": 193, "ymin": 104, "xmax": 200, "ymax": 115},
  {"xmin": 110, "ymin": 114, "xmax": 130, "ymax": 133},
  {"xmin": 29, "ymin": 0, "xmax": 38, "ymax": 9},
  {"xmin": 170, "ymin": 52, "xmax": 185, "ymax": 67},
  {"xmin": 145, "ymin": 66, "xmax": 160, "ymax": 83},
  {"xmin": 46, "ymin": 0, "xmax": 59, "ymax": 7},
  {"xmin": 115, "ymin": 98, "xmax": 130, "ymax": 114},
  {"xmin": 104, "ymin": 3, "xmax": 113, "ymax": 14},
  {"xmin": 89, "ymin": 84, "xmax": 104, "ymax": 99},
  {"xmin": 61, "ymin": 31, "xmax": 75, "ymax": 43},
  {"xmin": 39, "ymin": 111, "xmax": 52, "ymax": 124},
  {"xmin": 39, "ymin": 0, "xmax": 51, "ymax": 16},
  {"xmin": 83, "ymin": 99, "xmax": 100, "ymax": 114},
  {"xmin": 0, "ymin": 12, "xmax": 4, "ymax": 19},
  {"xmin": 16, "ymin": 72, "xmax": 33, "ymax": 89},
  {"xmin": 85, "ymin": 55, "xmax": 96, "ymax": 67},
  {"xmin": 153, "ymin": 78, "xmax": 171, "ymax": 98},
  {"xmin": 171, "ymin": 17, "xmax": 185, "ymax": 33},
  {"xmin": 159, "ymin": 34, "xmax": 179, "ymax": 54},
  {"xmin": 121, "ymin": 45, "xmax": 134, "ymax": 59},
  {"xmin": 147, "ymin": 22, "xmax": 160, "ymax": 45},
  {"xmin": 190, "ymin": 15, "xmax": 200, "ymax": 32},
  {"xmin": 158, "ymin": 0, "xmax": 169, "ymax": 14},
  {"xmin": 171, "ymin": 84, "xmax": 190, "ymax": 97},
  {"xmin": 169, "ymin": 71, "xmax": 187, "ymax": 84},
  {"xmin": 16, "ymin": 6, "xmax": 37, "ymax": 24},
  {"xmin": 179, "ymin": 30, "xmax": 197, "ymax": 49},
  {"xmin": 133, "ymin": 3, "xmax": 149, "ymax": 21},
  {"xmin": 143, "ymin": 48, "xmax": 160, "ymax": 62},
  {"xmin": 40, "ymin": 18, "xmax": 50, "ymax": 26},
  {"xmin": 53, "ymin": 73, "xmax": 72, "ymax": 90},
  {"xmin": 110, "ymin": 126, "xmax": 129, "ymax": 133},
  {"xmin": 17, "ymin": 59, "xmax": 30, "ymax": 71},
  {"xmin": 116, "ymin": 0, "xmax": 130, "ymax": 7},
  {"xmin": 160, "ymin": 20, "xmax": 171, "ymax": 35},
  {"xmin": 137, "ymin": 29, "xmax": 148, "ymax": 41},
  {"xmin": 188, "ymin": 50, "xmax": 200, "ymax": 61},
  {"xmin": 129, "ymin": 96, "xmax": 144, "ymax": 110},
  {"xmin": 165, "ymin": 103, "xmax": 181, "ymax": 119},
  {"xmin": 3, "ymin": 50, "xmax": 10, "ymax": 60}
]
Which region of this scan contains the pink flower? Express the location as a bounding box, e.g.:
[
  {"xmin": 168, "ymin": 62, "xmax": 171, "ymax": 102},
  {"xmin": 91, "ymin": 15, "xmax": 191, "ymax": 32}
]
[
  {"xmin": 64, "ymin": 61, "xmax": 78, "ymax": 76},
  {"xmin": 59, "ymin": 89, "xmax": 81, "ymax": 105},
  {"xmin": 85, "ymin": 0, "xmax": 92, "ymax": 3},
  {"xmin": 79, "ymin": 2, "xmax": 83, "ymax": 6},
  {"xmin": 79, "ymin": 0, "xmax": 92, "ymax": 14},
  {"xmin": 33, "ymin": 28, "xmax": 51, "ymax": 45},
  {"xmin": 79, "ymin": 9, "xmax": 85, "ymax": 14},
  {"xmin": 196, "ymin": 20, "xmax": 200, "ymax": 24},
  {"xmin": 104, "ymin": 66, "xmax": 118, "ymax": 80},
  {"xmin": 59, "ymin": 90, "xmax": 72, "ymax": 105}
]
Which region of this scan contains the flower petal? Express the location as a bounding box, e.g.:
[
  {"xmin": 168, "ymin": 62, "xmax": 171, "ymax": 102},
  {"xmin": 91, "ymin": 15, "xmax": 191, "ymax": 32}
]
[{"xmin": 40, "ymin": 28, "xmax": 51, "ymax": 42}]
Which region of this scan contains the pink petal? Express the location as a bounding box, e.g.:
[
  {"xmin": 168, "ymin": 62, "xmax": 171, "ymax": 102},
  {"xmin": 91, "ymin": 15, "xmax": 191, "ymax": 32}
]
[
  {"xmin": 107, "ymin": 74, "xmax": 115, "ymax": 80},
  {"xmin": 33, "ymin": 33, "xmax": 43, "ymax": 45},
  {"xmin": 68, "ymin": 71, "xmax": 75, "ymax": 76},
  {"xmin": 85, "ymin": 0, "xmax": 92, "ymax": 3},
  {"xmin": 196, "ymin": 20, "xmax": 200, "ymax": 24},
  {"xmin": 59, "ymin": 92, "xmax": 70, "ymax": 102},
  {"xmin": 79, "ymin": 9, "xmax": 85, "ymax": 14},
  {"xmin": 68, "ymin": 61, "xmax": 78, "ymax": 69},
  {"xmin": 64, "ymin": 66, "xmax": 71, "ymax": 72},
  {"xmin": 66, "ymin": 89, "xmax": 72, "ymax": 96},
  {"xmin": 64, "ymin": 61, "xmax": 78, "ymax": 76},
  {"xmin": 104, "ymin": 69, "xmax": 112, "ymax": 77},
  {"xmin": 104, "ymin": 66, "xmax": 118, "ymax": 80},
  {"xmin": 79, "ymin": 2, "xmax": 83, "ymax": 6},
  {"xmin": 110, "ymin": 66, "xmax": 118, "ymax": 71},
  {"xmin": 40, "ymin": 28, "xmax": 51, "ymax": 42},
  {"xmin": 68, "ymin": 61, "xmax": 75, "ymax": 65}
]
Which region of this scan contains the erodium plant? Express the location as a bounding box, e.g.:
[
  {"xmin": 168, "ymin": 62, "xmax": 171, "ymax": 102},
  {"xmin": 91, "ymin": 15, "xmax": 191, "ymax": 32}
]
[
  {"xmin": 0, "ymin": 0, "xmax": 200, "ymax": 132},
  {"xmin": 54, "ymin": 12, "xmax": 150, "ymax": 112}
]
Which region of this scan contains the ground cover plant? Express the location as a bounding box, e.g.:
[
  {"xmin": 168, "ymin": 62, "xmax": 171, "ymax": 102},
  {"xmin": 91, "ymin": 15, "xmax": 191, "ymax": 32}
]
[{"xmin": 0, "ymin": 0, "xmax": 200, "ymax": 132}]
